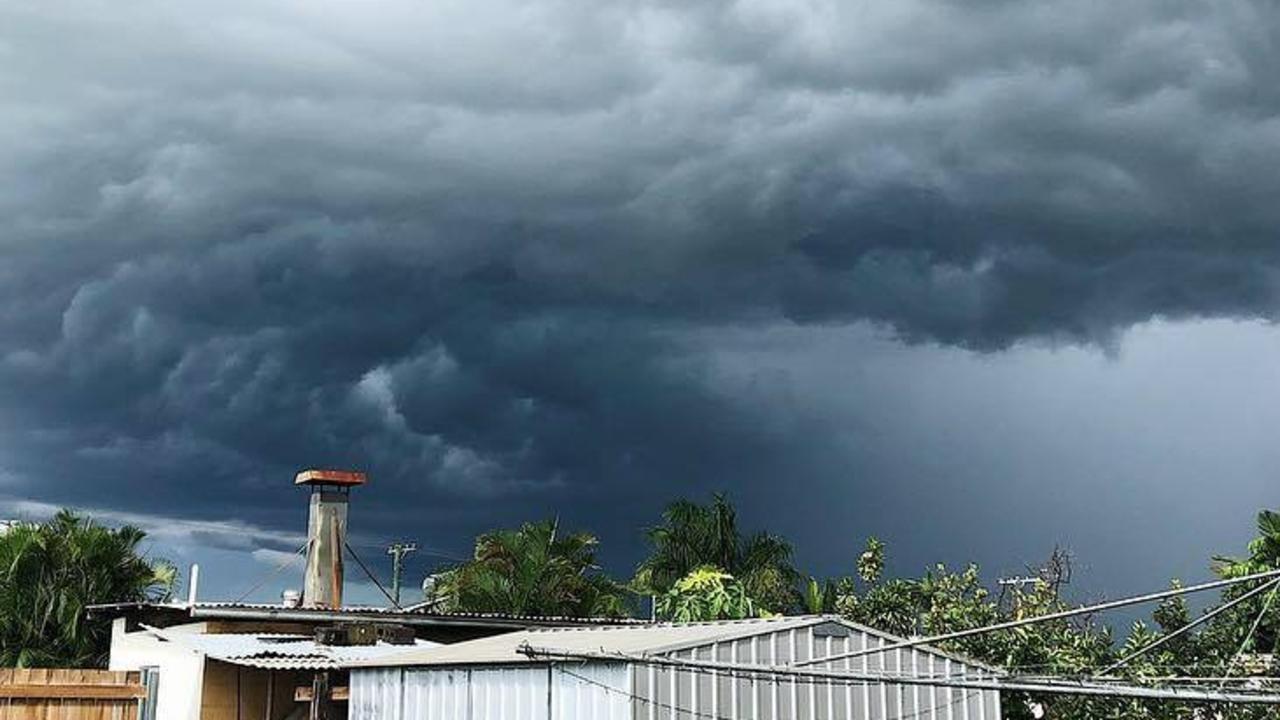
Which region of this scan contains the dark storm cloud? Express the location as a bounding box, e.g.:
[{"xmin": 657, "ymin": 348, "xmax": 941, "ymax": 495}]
[{"xmin": 2, "ymin": 0, "xmax": 1280, "ymax": 571}]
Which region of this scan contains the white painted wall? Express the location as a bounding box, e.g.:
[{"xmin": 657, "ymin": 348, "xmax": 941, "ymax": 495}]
[{"xmin": 108, "ymin": 618, "xmax": 207, "ymax": 720}]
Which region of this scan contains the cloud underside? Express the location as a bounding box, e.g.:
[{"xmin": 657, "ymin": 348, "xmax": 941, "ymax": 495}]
[{"xmin": 2, "ymin": 0, "xmax": 1279, "ymax": 550}]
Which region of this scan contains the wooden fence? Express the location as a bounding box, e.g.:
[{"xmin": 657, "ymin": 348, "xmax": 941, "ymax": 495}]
[{"xmin": 0, "ymin": 669, "xmax": 147, "ymax": 720}]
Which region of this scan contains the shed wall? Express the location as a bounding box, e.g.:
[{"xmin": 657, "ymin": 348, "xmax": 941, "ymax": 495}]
[
  {"xmin": 350, "ymin": 664, "xmax": 630, "ymax": 720},
  {"xmin": 630, "ymin": 622, "xmax": 1000, "ymax": 720}
]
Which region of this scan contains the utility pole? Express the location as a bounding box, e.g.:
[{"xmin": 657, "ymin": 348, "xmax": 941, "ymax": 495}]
[{"xmin": 386, "ymin": 542, "xmax": 417, "ymax": 606}]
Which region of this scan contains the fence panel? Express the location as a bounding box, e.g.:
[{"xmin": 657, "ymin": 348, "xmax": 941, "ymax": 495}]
[{"xmin": 0, "ymin": 668, "xmax": 147, "ymax": 720}]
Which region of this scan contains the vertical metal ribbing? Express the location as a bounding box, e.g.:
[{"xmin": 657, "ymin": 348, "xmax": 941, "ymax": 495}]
[
  {"xmin": 771, "ymin": 634, "xmax": 780, "ymax": 720},
  {"xmin": 749, "ymin": 637, "xmax": 759, "ymax": 719},
  {"xmin": 944, "ymin": 659, "xmax": 954, "ymax": 720},
  {"xmin": 466, "ymin": 669, "xmax": 474, "ymax": 720},
  {"xmin": 398, "ymin": 669, "xmax": 407, "ymax": 720},
  {"xmin": 911, "ymin": 651, "xmax": 921, "ymax": 718},
  {"xmin": 691, "ymin": 650, "xmax": 699, "ymax": 719},
  {"xmin": 627, "ymin": 659, "xmax": 637, "ymax": 720},
  {"xmin": 826, "ymin": 636, "xmax": 834, "ymax": 718},
  {"xmin": 808, "ymin": 631, "xmax": 816, "ymax": 720},
  {"xmin": 790, "ymin": 630, "xmax": 799, "ymax": 718},
  {"xmin": 844, "ymin": 636, "xmax": 853, "ymax": 720},
  {"xmin": 976, "ymin": 671, "xmax": 988, "ymax": 720},
  {"xmin": 711, "ymin": 643, "xmax": 719, "ymax": 720},
  {"xmin": 546, "ymin": 666, "xmax": 554, "ymax": 720},
  {"xmin": 669, "ymin": 660, "xmax": 677, "ymax": 720},
  {"xmin": 731, "ymin": 640, "xmax": 739, "ymax": 720},
  {"xmin": 877, "ymin": 638, "xmax": 888, "ymax": 720},
  {"xmin": 927, "ymin": 655, "xmax": 938, "ymax": 720},
  {"xmin": 960, "ymin": 666, "xmax": 971, "ymax": 720},
  {"xmin": 865, "ymin": 632, "xmax": 875, "ymax": 717},
  {"xmin": 896, "ymin": 649, "xmax": 906, "ymax": 719},
  {"xmin": 648, "ymin": 664, "xmax": 657, "ymax": 720}
]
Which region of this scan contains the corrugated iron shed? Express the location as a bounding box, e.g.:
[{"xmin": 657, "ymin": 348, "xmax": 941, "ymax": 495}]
[
  {"xmin": 349, "ymin": 614, "xmax": 996, "ymax": 670},
  {"xmin": 348, "ymin": 615, "xmax": 1005, "ymax": 720}
]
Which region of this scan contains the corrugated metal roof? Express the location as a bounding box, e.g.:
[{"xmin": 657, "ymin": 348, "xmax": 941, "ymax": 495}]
[
  {"xmin": 88, "ymin": 601, "xmax": 642, "ymax": 627},
  {"xmin": 350, "ymin": 615, "xmax": 832, "ymax": 668},
  {"xmin": 143, "ymin": 626, "xmax": 441, "ymax": 670}
]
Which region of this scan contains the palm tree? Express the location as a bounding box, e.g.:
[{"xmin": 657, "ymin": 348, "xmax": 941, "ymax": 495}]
[
  {"xmin": 434, "ymin": 519, "xmax": 628, "ymax": 618},
  {"xmin": 634, "ymin": 494, "xmax": 800, "ymax": 615},
  {"xmin": 0, "ymin": 510, "xmax": 175, "ymax": 667},
  {"xmin": 1210, "ymin": 509, "xmax": 1280, "ymax": 656},
  {"xmin": 1216, "ymin": 510, "xmax": 1280, "ymax": 579}
]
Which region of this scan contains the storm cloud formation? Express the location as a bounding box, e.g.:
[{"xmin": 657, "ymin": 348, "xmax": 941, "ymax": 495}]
[{"xmin": 2, "ymin": 0, "xmax": 1280, "ymax": 597}]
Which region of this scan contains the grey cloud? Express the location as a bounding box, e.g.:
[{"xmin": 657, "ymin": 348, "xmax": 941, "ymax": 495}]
[{"xmin": 2, "ymin": 0, "xmax": 1279, "ymax": 582}]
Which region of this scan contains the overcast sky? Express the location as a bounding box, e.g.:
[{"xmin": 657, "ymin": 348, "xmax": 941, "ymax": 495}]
[{"xmin": 2, "ymin": 0, "xmax": 1279, "ymax": 611}]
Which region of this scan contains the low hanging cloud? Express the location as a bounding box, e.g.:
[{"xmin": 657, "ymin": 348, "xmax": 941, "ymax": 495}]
[{"xmin": 2, "ymin": 0, "xmax": 1279, "ymax": 565}]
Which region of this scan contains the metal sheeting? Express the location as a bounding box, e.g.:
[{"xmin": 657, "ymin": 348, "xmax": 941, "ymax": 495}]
[
  {"xmin": 553, "ymin": 663, "xmax": 631, "ymax": 720},
  {"xmin": 350, "ymin": 615, "xmax": 838, "ymax": 667},
  {"xmin": 350, "ymin": 618, "xmax": 1001, "ymax": 720},
  {"xmin": 141, "ymin": 626, "xmax": 437, "ymax": 670},
  {"xmin": 630, "ymin": 622, "xmax": 1001, "ymax": 720},
  {"xmin": 350, "ymin": 664, "xmax": 631, "ymax": 720}
]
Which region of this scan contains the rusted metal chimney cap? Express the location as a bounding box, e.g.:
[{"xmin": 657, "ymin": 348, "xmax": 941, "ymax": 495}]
[{"xmin": 294, "ymin": 469, "xmax": 367, "ymax": 487}]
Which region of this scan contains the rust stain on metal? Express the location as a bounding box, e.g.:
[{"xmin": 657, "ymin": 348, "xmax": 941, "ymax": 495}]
[{"xmin": 295, "ymin": 469, "xmax": 367, "ymax": 486}]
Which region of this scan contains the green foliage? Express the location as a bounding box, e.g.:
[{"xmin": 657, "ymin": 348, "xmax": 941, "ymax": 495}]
[
  {"xmin": 802, "ymin": 576, "xmax": 837, "ymax": 614},
  {"xmin": 0, "ymin": 510, "xmax": 175, "ymax": 668},
  {"xmin": 822, "ymin": 517, "xmax": 1280, "ymax": 720},
  {"xmin": 857, "ymin": 536, "xmax": 885, "ymax": 585},
  {"xmin": 433, "ymin": 518, "xmax": 628, "ymax": 618},
  {"xmin": 634, "ymin": 494, "xmax": 800, "ymax": 614},
  {"xmin": 656, "ymin": 566, "xmax": 770, "ymax": 622},
  {"xmin": 833, "ymin": 540, "xmax": 1115, "ymax": 720}
]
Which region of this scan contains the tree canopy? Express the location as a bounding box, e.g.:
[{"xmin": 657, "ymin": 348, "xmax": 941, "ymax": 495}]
[
  {"xmin": 633, "ymin": 493, "xmax": 800, "ymax": 615},
  {"xmin": 432, "ymin": 518, "xmax": 629, "ymax": 618},
  {"xmin": 656, "ymin": 566, "xmax": 770, "ymax": 622},
  {"xmin": 0, "ymin": 510, "xmax": 175, "ymax": 667}
]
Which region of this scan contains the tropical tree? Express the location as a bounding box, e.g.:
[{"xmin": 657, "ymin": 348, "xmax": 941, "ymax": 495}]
[
  {"xmin": 656, "ymin": 566, "xmax": 770, "ymax": 622},
  {"xmin": 1209, "ymin": 509, "xmax": 1280, "ymax": 658},
  {"xmin": 634, "ymin": 494, "xmax": 800, "ymax": 614},
  {"xmin": 0, "ymin": 510, "xmax": 175, "ymax": 667},
  {"xmin": 832, "ymin": 539, "xmax": 1113, "ymax": 720},
  {"xmin": 433, "ymin": 519, "xmax": 628, "ymax": 618}
]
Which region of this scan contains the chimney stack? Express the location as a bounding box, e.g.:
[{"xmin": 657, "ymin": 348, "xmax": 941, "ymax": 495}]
[{"xmin": 295, "ymin": 469, "xmax": 366, "ymax": 609}]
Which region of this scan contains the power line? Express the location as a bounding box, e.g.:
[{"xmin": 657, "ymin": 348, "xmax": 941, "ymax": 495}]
[
  {"xmin": 343, "ymin": 539, "xmax": 403, "ymax": 610},
  {"xmin": 1100, "ymin": 577, "xmax": 1280, "ymax": 675},
  {"xmin": 1219, "ymin": 579, "xmax": 1280, "ymax": 688},
  {"xmin": 796, "ymin": 567, "xmax": 1280, "ymax": 667},
  {"xmin": 522, "ymin": 645, "xmax": 1280, "ymax": 705},
  {"xmin": 555, "ymin": 664, "xmax": 979, "ymax": 720},
  {"xmin": 231, "ymin": 541, "xmax": 309, "ymax": 604}
]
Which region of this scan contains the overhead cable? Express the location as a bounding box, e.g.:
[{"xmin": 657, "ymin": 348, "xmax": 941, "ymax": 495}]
[
  {"xmin": 520, "ymin": 644, "xmax": 1280, "ymax": 705},
  {"xmin": 1219, "ymin": 579, "xmax": 1280, "ymax": 688},
  {"xmin": 1099, "ymin": 577, "xmax": 1280, "ymax": 676},
  {"xmin": 795, "ymin": 567, "xmax": 1280, "ymax": 667}
]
